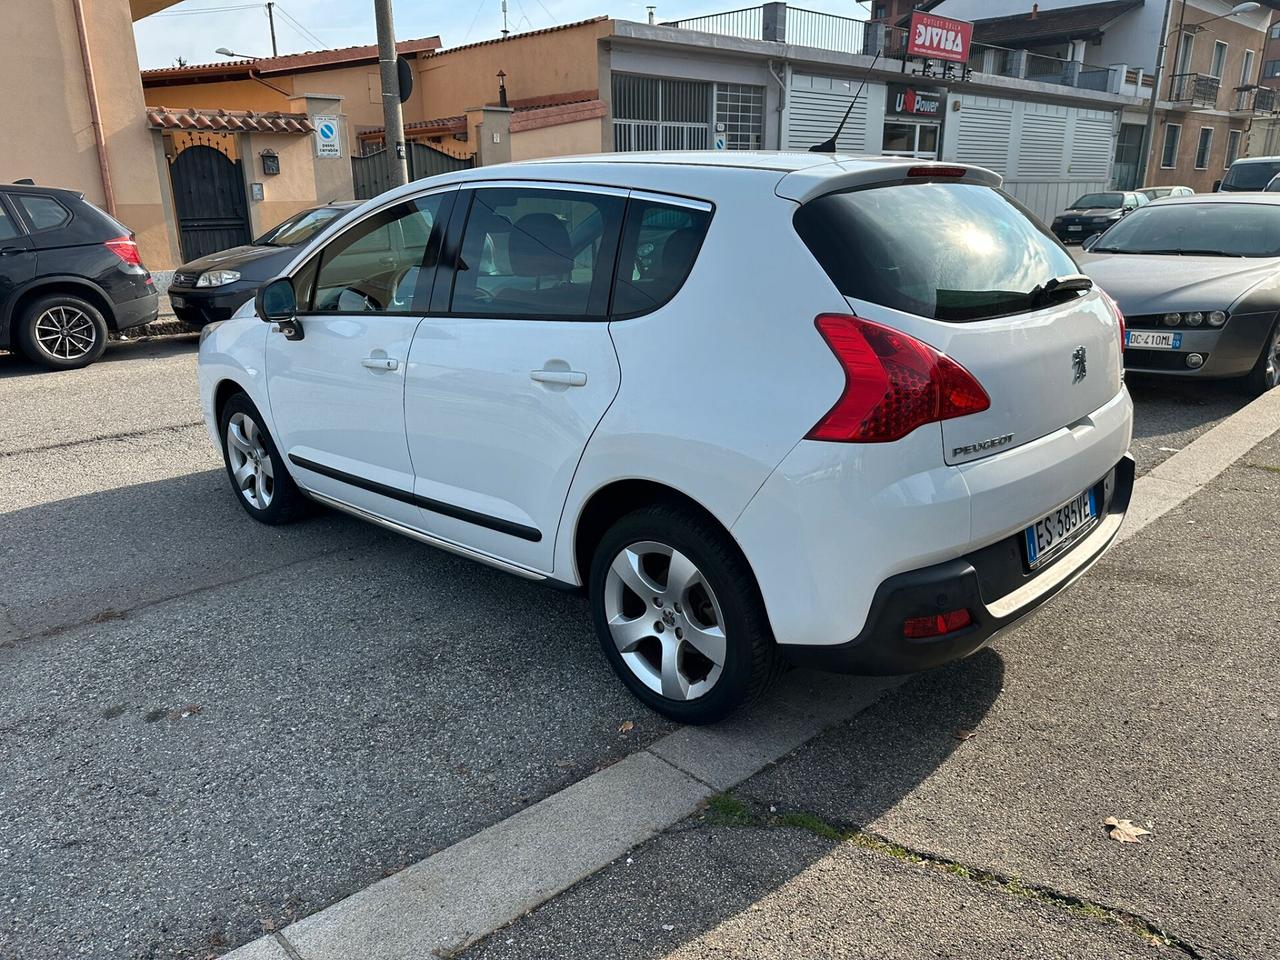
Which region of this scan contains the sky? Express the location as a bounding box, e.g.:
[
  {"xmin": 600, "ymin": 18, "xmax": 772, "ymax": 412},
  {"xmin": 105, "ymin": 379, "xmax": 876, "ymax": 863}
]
[{"xmin": 133, "ymin": 0, "xmax": 869, "ymax": 69}]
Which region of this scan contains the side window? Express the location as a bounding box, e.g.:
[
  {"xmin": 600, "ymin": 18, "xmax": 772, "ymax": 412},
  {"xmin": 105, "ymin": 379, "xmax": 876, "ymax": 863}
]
[
  {"xmin": 612, "ymin": 199, "xmax": 712, "ymax": 316},
  {"xmin": 0, "ymin": 200, "xmax": 20, "ymax": 241},
  {"xmin": 16, "ymin": 195, "xmax": 71, "ymax": 231},
  {"xmin": 310, "ymin": 193, "xmax": 445, "ymax": 314},
  {"xmin": 450, "ymin": 187, "xmax": 624, "ymax": 318}
]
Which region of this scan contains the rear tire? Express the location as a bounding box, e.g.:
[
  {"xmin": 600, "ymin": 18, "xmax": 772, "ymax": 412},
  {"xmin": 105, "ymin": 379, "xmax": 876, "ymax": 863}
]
[
  {"xmin": 589, "ymin": 503, "xmax": 783, "ymax": 724},
  {"xmin": 1241, "ymin": 318, "xmax": 1280, "ymax": 396},
  {"xmin": 218, "ymin": 392, "xmax": 311, "ymax": 525},
  {"xmin": 17, "ymin": 294, "xmax": 108, "ymax": 370}
]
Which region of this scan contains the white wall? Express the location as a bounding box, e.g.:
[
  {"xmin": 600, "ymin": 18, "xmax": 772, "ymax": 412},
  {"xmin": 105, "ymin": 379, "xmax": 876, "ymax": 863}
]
[{"xmin": 942, "ymin": 92, "xmax": 1118, "ymax": 223}]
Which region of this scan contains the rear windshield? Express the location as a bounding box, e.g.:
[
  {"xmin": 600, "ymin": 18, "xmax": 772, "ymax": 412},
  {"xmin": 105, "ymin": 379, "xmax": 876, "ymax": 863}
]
[
  {"xmin": 794, "ymin": 182, "xmax": 1080, "ymax": 323},
  {"xmin": 1090, "ymin": 202, "xmax": 1280, "ymax": 257},
  {"xmin": 1072, "ymin": 192, "xmax": 1124, "ymax": 209},
  {"xmin": 1222, "ymin": 160, "xmax": 1280, "ymax": 191}
]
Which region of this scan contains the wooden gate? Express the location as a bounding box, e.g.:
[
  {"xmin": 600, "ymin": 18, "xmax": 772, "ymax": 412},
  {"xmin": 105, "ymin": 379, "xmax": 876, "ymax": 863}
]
[
  {"xmin": 351, "ymin": 143, "xmax": 475, "ymax": 200},
  {"xmin": 168, "ymin": 145, "xmax": 252, "ymax": 261}
]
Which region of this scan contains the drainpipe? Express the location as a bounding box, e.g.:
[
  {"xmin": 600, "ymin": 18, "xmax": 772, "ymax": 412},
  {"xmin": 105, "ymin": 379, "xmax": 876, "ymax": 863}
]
[
  {"xmin": 768, "ymin": 60, "xmax": 787, "ymax": 149},
  {"xmin": 71, "ymin": 0, "xmax": 116, "ymax": 217}
]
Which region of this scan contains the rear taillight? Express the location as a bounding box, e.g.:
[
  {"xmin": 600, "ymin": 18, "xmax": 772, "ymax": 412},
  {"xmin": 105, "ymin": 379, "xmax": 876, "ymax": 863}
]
[
  {"xmin": 1100, "ymin": 288, "xmax": 1125, "ymax": 353},
  {"xmin": 806, "ymin": 314, "xmax": 990, "ymax": 443},
  {"xmin": 104, "ymin": 235, "xmax": 143, "ymax": 268}
]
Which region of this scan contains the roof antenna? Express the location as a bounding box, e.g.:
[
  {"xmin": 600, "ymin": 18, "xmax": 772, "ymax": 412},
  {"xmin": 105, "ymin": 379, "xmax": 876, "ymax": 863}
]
[{"xmin": 809, "ymin": 51, "xmax": 881, "ymax": 153}]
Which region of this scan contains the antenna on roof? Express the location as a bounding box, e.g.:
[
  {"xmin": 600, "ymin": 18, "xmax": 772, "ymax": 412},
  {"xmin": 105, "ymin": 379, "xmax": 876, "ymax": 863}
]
[{"xmin": 809, "ymin": 51, "xmax": 881, "ymax": 153}]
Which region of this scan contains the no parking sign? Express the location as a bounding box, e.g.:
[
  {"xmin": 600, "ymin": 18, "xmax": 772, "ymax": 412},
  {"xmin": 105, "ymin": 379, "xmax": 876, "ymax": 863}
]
[{"xmin": 314, "ymin": 116, "xmax": 341, "ymax": 158}]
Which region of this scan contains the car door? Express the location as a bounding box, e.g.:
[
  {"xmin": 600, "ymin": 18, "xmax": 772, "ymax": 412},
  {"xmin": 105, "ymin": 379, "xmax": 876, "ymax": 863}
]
[
  {"xmin": 403, "ymin": 182, "xmax": 626, "ymax": 571},
  {"xmin": 0, "ymin": 195, "xmax": 36, "ymax": 330},
  {"xmin": 265, "ymin": 186, "xmax": 455, "ymax": 528}
]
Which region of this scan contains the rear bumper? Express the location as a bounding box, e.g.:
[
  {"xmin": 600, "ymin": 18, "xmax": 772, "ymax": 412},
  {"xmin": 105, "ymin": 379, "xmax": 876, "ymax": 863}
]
[
  {"xmin": 112, "ymin": 290, "xmax": 160, "ymax": 331},
  {"xmin": 780, "ymin": 455, "xmax": 1133, "ymax": 674}
]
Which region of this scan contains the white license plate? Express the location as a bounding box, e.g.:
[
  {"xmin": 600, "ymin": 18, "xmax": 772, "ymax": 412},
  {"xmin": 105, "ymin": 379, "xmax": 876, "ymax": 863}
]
[
  {"xmin": 1126, "ymin": 330, "xmax": 1182, "ymax": 350},
  {"xmin": 169, "ymin": 295, "xmax": 186, "ymax": 308},
  {"xmin": 1067, "ymin": 225, "xmax": 1083, "ymax": 232},
  {"xmin": 1024, "ymin": 489, "xmax": 1098, "ymax": 568}
]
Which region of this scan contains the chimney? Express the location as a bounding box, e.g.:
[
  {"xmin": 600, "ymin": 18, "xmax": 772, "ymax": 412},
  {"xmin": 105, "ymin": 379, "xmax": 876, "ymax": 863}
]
[
  {"xmin": 647, "ymin": 5, "xmax": 656, "ymax": 23},
  {"xmin": 497, "ymin": 70, "xmax": 508, "ymax": 108},
  {"xmin": 1030, "ymin": 3, "xmax": 1038, "ymax": 18}
]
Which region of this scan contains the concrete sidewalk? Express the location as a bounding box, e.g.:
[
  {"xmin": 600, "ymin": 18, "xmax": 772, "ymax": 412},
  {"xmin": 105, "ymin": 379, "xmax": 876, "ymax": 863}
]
[{"xmin": 459, "ymin": 434, "xmax": 1280, "ymax": 960}]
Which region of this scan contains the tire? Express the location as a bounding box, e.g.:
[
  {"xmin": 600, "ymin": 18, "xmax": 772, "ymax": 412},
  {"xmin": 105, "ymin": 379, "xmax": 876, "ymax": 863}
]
[
  {"xmin": 217, "ymin": 392, "xmax": 311, "ymax": 525},
  {"xmin": 589, "ymin": 503, "xmax": 783, "ymax": 724},
  {"xmin": 1241, "ymin": 318, "xmax": 1280, "ymax": 396},
  {"xmin": 16, "ymin": 294, "xmax": 108, "ymax": 370}
]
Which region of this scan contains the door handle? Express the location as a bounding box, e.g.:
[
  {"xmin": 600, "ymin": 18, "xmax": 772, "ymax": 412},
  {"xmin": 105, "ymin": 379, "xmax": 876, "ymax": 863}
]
[
  {"xmin": 361, "ymin": 356, "xmax": 399, "ymax": 371},
  {"xmin": 0, "ymin": 247, "xmax": 23, "ymax": 257},
  {"xmin": 530, "ymin": 368, "xmax": 587, "ymax": 387}
]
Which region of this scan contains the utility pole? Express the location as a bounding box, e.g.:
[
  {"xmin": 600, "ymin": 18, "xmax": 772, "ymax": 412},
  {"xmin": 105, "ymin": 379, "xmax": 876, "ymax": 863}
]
[
  {"xmin": 373, "ymin": 0, "xmax": 409, "ymax": 186},
  {"xmin": 266, "ymin": 2, "xmax": 278, "ymax": 56},
  {"xmin": 1136, "ymin": 0, "xmax": 1174, "ymax": 187}
]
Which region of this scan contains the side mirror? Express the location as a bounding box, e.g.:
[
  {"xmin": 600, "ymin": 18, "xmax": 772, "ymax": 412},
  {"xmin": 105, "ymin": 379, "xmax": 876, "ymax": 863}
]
[
  {"xmin": 1082, "ymin": 233, "xmax": 1101, "ymax": 252},
  {"xmin": 256, "ymin": 277, "xmax": 303, "ymax": 340},
  {"xmin": 1212, "ymin": 179, "xmax": 1223, "ymax": 192}
]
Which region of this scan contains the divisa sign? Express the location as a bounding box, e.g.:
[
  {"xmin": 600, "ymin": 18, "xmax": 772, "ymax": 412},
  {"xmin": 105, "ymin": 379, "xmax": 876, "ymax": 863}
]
[{"xmin": 907, "ymin": 12, "xmax": 973, "ymax": 63}]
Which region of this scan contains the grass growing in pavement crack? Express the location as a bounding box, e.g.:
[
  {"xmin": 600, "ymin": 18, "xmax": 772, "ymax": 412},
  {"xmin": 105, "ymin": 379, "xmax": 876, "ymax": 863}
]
[
  {"xmin": 1245, "ymin": 461, "xmax": 1280, "ymax": 475},
  {"xmin": 699, "ymin": 792, "xmax": 1201, "ymax": 958}
]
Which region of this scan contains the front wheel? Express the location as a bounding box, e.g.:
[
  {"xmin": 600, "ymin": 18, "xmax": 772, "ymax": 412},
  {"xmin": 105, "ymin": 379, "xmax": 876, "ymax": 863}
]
[
  {"xmin": 589, "ymin": 504, "xmax": 782, "ymax": 724},
  {"xmin": 218, "ymin": 392, "xmax": 311, "ymax": 524},
  {"xmin": 1241, "ymin": 319, "xmax": 1280, "ymax": 396}
]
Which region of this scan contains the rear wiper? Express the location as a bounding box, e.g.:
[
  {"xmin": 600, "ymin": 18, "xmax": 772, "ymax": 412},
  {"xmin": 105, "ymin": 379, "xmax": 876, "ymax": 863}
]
[{"xmin": 1029, "ymin": 274, "xmax": 1093, "ymax": 308}]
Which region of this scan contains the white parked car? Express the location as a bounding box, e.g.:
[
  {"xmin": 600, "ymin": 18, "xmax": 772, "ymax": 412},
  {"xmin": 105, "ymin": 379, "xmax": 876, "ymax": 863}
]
[{"xmin": 197, "ymin": 153, "xmax": 1134, "ymax": 723}]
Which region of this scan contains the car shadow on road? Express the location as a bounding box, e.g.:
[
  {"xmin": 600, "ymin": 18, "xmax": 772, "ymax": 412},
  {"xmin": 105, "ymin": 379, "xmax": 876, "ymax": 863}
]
[
  {"xmin": 0, "ymin": 335, "xmax": 199, "ymax": 379},
  {"xmin": 1125, "ymin": 373, "xmax": 1245, "ymax": 437}
]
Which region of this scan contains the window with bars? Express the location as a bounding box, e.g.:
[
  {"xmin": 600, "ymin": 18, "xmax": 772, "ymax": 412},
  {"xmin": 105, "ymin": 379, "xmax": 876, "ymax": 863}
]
[{"xmin": 612, "ymin": 74, "xmax": 765, "ymax": 152}]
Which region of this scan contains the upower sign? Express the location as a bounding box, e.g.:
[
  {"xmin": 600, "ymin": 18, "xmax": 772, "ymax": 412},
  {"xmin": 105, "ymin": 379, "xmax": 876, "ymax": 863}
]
[
  {"xmin": 907, "ymin": 12, "xmax": 973, "ymax": 63},
  {"xmin": 889, "ymin": 84, "xmax": 943, "ymax": 117}
]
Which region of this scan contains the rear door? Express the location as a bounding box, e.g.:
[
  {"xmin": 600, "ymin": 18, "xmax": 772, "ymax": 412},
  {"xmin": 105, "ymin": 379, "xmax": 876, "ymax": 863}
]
[
  {"xmin": 0, "ymin": 196, "xmax": 36, "ymax": 328},
  {"xmin": 403, "ymin": 182, "xmax": 626, "ymax": 571},
  {"xmin": 791, "ymin": 175, "xmax": 1122, "ymax": 464}
]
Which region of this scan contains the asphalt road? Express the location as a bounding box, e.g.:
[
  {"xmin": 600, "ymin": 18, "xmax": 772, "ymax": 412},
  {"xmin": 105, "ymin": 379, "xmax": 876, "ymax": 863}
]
[{"xmin": 0, "ymin": 337, "xmax": 1260, "ymax": 959}]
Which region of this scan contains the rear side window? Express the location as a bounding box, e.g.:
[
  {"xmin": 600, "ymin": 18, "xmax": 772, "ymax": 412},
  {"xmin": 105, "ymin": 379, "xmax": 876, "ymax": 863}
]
[
  {"xmin": 1223, "ymin": 160, "xmax": 1280, "ymax": 190},
  {"xmin": 0, "ymin": 201, "xmax": 19, "ymax": 241},
  {"xmin": 794, "ymin": 182, "xmax": 1080, "ymax": 323},
  {"xmin": 611, "ymin": 199, "xmax": 711, "ymax": 316},
  {"xmin": 16, "ymin": 195, "xmax": 71, "ymax": 231},
  {"xmin": 450, "ymin": 187, "xmax": 624, "ymax": 319}
]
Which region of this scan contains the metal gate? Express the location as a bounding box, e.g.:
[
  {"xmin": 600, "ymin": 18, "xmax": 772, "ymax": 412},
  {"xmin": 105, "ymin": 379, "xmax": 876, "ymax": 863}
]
[
  {"xmin": 351, "ymin": 143, "xmax": 475, "ymax": 201},
  {"xmin": 167, "ymin": 145, "xmax": 252, "ymax": 261}
]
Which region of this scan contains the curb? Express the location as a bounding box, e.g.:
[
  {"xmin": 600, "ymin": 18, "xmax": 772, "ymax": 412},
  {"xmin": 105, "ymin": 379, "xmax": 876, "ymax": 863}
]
[{"xmin": 219, "ymin": 384, "xmax": 1280, "ymax": 960}]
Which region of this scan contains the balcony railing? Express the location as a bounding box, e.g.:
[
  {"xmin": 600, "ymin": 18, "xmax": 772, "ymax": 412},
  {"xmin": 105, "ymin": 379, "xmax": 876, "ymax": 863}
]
[
  {"xmin": 664, "ymin": 5, "xmax": 1117, "ymax": 95},
  {"xmin": 1168, "ymin": 72, "xmax": 1220, "ymax": 108},
  {"xmin": 1234, "ymin": 85, "xmax": 1280, "ymax": 114}
]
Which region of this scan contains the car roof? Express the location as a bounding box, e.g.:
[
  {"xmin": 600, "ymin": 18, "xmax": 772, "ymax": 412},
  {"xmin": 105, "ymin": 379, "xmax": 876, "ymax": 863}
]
[
  {"xmin": 3, "ymin": 182, "xmax": 85, "ymax": 200},
  {"xmin": 1145, "ymin": 192, "xmax": 1280, "ymax": 206},
  {"xmin": 1228, "ymin": 156, "xmax": 1280, "ymax": 164}
]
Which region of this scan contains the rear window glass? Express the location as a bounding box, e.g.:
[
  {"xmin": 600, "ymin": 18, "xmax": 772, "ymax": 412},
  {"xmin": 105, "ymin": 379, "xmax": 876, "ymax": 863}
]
[
  {"xmin": 1222, "ymin": 160, "xmax": 1280, "ymax": 190},
  {"xmin": 794, "ymin": 182, "xmax": 1079, "ymax": 323},
  {"xmin": 17, "ymin": 195, "xmax": 71, "ymax": 231},
  {"xmin": 612, "ymin": 200, "xmax": 711, "ymax": 316},
  {"xmin": 1091, "ymin": 202, "xmax": 1280, "ymax": 258}
]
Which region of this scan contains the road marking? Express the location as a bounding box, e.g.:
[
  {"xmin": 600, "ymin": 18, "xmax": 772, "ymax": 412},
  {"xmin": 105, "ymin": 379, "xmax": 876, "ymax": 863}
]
[{"xmin": 221, "ymin": 385, "xmax": 1280, "ymax": 960}]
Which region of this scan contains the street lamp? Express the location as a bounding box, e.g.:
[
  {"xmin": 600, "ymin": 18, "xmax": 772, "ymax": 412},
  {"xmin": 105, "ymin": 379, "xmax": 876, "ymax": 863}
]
[
  {"xmin": 1136, "ymin": 1, "xmax": 1262, "ymax": 186},
  {"xmin": 215, "ymin": 47, "xmax": 263, "ymax": 59}
]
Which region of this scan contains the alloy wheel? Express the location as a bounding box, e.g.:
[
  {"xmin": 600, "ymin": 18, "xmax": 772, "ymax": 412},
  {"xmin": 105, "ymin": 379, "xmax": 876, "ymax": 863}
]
[
  {"xmin": 34, "ymin": 306, "xmax": 97, "ymax": 361},
  {"xmin": 1266, "ymin": 326, "xmax": 1280, "ymax": 389},
  {"xmin": 225, "ymin": 412, "xmax": 274, "ymax": 510},
  {"xmin": 603, "ymin": 541, "xmax": 727, "ymax": 701}
]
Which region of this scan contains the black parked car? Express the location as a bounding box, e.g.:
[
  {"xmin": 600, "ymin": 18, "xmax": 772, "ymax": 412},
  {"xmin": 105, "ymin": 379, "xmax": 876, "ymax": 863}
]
[
  {"xmin": 0, "ymin": 183, "xmax": 159, "ymax": 370},
  {"xmin": 167, "ymin": 202, "xmax": 359, "ymax": 326},
  {"xmin": 1050, "ymin": 190, "xmax": 1149, "ymax": 244}
]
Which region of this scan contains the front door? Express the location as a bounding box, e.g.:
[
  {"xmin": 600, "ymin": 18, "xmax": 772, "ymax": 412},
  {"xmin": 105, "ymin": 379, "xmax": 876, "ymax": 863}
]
[
  {"xmin": 404, "ymin": 184, "xmax": 627, "ymax": 571},
  {"xmin": 265, "ymin": 188, "xmax": 454, "ymax": 528}
]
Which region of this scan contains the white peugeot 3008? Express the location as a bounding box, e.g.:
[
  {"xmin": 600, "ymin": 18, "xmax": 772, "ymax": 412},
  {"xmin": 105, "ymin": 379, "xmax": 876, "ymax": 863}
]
[{"xmin": 198, "ymin": 153, "xmax": 1134, "ymax": 723}]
